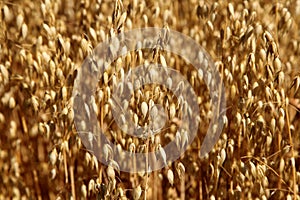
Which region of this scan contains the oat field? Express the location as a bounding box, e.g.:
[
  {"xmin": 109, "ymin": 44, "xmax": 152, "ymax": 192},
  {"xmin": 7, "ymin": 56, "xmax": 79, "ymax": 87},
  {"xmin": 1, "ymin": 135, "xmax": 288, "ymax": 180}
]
[{"xmin": 0, "ymin": 0, "xmax": 300, "ymax": 199}]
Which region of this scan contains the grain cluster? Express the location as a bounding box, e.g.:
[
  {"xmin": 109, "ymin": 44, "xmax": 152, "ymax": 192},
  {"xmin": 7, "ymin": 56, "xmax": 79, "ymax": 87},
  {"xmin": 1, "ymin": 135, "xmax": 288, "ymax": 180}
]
[{"xmin": 0, "ymin": 0, "xmax": 299, "ymax": 199}]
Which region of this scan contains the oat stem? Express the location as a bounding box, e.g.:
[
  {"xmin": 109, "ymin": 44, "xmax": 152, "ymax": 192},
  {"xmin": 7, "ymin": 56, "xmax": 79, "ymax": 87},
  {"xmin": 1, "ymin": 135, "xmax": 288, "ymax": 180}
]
[
  {"xmin": 70, "ymin": 165, "xmax": 76, "ymax": 199},
  {"xmin": 63, "ymin": 148, "xmax": 68, "ymax": 184},
  {"xmin": 285, "ymin": 102, "xmax": 297, "ymax": 199},
  {"xmin": 180, "ymin": 173, "xmax": 185, "ymax": 200},
  {"xmin": 144, "ymin": 136, "xmax": 149, "ymax": 200}
]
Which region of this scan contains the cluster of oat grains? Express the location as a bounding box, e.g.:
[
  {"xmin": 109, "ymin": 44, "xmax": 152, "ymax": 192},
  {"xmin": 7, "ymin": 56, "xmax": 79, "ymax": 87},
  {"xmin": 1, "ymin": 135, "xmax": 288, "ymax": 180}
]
[{"xmin": 0, "ymin": 0, "xmax": 299, "ymax": 199}]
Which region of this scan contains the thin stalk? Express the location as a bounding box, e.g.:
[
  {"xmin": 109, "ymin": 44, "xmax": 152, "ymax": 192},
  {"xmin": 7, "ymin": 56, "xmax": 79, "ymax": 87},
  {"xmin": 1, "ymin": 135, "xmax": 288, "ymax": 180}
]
[
  {"xmin": 63, "ymin": 148, "xmax": 68, "ymax": 184},
  {"xmin": 144, "ymin": 136, "xmax": 149, "ymax": 200},
  {"xmin": 285, "ymin": 101, "xmax": 297, "ymax": 199},
  {"xmin": 180, "ymin": 173, "xmax": 185, "ymax": 200},
  {"xmin": 70, "ymin": 165, "xmax": 76, "ymax": 199}
]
